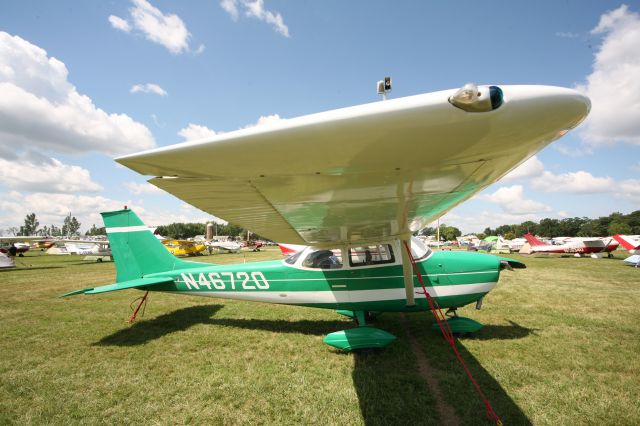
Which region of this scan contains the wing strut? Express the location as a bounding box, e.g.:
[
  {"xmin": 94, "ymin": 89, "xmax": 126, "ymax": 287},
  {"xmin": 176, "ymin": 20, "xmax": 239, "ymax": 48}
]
[{"xmin": 400, "ymin": 239, "xmax": 415, "ymax": 306}]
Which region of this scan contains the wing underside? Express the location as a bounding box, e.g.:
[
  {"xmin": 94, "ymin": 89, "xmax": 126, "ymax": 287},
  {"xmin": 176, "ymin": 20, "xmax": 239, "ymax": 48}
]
[{"xmin": 119, "ymin": 85, "xmax": 590, "ymax": 245}]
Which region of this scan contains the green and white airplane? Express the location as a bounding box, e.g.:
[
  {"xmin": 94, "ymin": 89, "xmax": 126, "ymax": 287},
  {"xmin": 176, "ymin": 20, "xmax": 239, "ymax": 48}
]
[{"xmin": 64, "ymin": 83, "xmax": 590, "ymax": 351}]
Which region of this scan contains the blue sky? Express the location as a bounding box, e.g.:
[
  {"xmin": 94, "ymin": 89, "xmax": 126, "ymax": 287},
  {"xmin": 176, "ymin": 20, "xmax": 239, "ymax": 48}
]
[{"xmin": 0, "ymin": 1, "xmax": 638, "ymax": 234}]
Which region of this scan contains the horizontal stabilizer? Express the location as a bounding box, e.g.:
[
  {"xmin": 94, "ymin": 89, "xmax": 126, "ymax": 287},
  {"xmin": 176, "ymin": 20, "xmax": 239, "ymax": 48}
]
[{"xmin": 62, "ymin": 276, "xmax": 174, "ymax": 297}]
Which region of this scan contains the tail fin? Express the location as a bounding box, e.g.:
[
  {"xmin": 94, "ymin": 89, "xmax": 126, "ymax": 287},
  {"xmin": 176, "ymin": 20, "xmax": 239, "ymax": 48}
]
[
  {"xmin": 613, "ymin": 234, "xmax": 640, "ymax": 252},
  {"xmin": 102, "ymin": 208, "xmax": 182, "ymax": 282},
  {"xmin": 523, "ymin": 233, "xmax": 545, "ymax": 247}
]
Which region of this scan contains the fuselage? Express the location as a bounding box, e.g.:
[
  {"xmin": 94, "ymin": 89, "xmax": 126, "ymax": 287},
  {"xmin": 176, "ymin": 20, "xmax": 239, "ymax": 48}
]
[{"xmin": 145, "ymin": 245, "xmax": 503, "ymax": 312}]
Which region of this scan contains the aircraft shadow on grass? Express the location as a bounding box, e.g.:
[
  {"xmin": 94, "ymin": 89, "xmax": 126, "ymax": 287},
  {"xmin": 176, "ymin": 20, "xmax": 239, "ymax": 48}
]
[
  {"xmin": 94, "ymin": 304, "xmax": 223, "ymax": 347},
  {"xmin": 462, "ymin": 320, "xmax": 538, "ymax": 341},
  {"xmin": 351, "ymin": 317, "xmax": 533, "ymax": 425},
  {"xmin": 205, "ymin": 318, "xmax": 349, "ymax": 336},
  {"xmin": 94, "ymin": 305, "xmax": 532, "ymax": 424},
  {"xmin": 0, "ymin": 266, "xmax": 62, "ymax": 272}
]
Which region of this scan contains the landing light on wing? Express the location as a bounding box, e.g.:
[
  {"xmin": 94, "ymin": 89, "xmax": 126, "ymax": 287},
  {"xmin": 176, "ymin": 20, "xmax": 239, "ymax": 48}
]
[{"xmin": 449, "ymin": 83, "xmax": 503, "ymax": 112}]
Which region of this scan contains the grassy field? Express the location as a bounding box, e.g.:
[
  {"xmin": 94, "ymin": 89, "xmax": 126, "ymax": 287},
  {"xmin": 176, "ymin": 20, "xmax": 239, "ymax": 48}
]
[{"xmin": 1, "ymin": 247, "xmax": 639, "ymax": 425}]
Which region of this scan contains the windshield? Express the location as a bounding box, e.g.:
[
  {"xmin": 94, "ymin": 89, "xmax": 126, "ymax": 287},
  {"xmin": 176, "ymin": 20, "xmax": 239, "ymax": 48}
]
[{"xmin": 301, "ymin": 249, "xmax": 343, "ymax": 269}]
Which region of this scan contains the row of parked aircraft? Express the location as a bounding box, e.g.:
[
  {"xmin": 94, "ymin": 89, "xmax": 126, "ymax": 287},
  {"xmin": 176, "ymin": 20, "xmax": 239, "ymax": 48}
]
[{"xmin": 0, "ymin": 232, "xmax": 253, "ymax": 269}]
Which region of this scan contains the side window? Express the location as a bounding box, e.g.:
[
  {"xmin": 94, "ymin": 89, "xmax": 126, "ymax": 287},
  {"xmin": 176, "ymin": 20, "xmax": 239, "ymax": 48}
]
[
  {"xmin": 349, "ymin": 244, "xmax": 395, "ymax": 267},
  {"xmin": 302, "ymin": 249, "xmax": 343, "ymax": 269}
]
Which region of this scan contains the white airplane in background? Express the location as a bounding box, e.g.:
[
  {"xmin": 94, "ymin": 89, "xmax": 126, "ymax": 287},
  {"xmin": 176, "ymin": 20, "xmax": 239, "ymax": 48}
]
[
  {"xmin": 64, "ymin": 241, "xmax": 111, "ymax": 257},
  {"xmin": 208, "ymin": 240, "xmax": 242, "ymax": 253}
]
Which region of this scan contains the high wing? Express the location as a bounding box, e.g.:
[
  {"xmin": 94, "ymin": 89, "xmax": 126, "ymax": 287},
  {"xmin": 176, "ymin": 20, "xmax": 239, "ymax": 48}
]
[{"xmin": 117, "ymin": 85, "xmax": 589, "ymax": 245}]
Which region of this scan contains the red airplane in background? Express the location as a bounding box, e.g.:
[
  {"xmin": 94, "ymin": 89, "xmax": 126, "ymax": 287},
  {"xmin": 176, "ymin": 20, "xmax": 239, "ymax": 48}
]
[
  {"xmin": 613, "ymin": 234, "xmax": 640, "ymax": 255},
  {"xmin": 522, "ymin": 233, "xmax": 618, "ymax": 257}
]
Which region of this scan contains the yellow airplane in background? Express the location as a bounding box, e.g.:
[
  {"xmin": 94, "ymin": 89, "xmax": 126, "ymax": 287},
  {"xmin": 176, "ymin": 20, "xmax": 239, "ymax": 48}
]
[{"xmin": 160, "ymin": 239, "xmax": 207, "ymax": 256}]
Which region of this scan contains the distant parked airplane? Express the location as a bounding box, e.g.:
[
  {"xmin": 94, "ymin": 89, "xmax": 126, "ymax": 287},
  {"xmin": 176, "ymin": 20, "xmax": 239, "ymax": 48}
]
[
  {"xmin": 521, "ymin": 233, "xmax": 609, "ymax": 257},
  {"xmin": 613, "ymin": 234, "xmax": 640, "ymax": 255}
]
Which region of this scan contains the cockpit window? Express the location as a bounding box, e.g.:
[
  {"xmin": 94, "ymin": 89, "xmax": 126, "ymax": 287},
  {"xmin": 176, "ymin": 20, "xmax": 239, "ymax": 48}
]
[
  {"xmin": 349, "ymin": 244, "xmax": 395, "ymax": 267},
  {"xmin": 284, "ymin": 250, "xmax": 304, "ymax": 265},
  {"xmin": 302, "ymin": 249, "xmax": 343, "ymax": 269}
]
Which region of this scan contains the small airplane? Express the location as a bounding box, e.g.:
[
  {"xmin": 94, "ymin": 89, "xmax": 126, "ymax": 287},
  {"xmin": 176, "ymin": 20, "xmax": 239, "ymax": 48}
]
[
  {"xmin": 207, "ymin": 240, "xmax": 242, "ymax": 254},
  {"xmin": 64, "ymin": 83, "xmax": 590, "ymax": 353},
  {"xmin": 160, "ymin": 238, "xmax": 207, "ymax": 256},
  {"xmin": 520, "ymin": 233, "xmax": 614, "ymax": 257},
  {"xmin": 613, "ymin": 234, "xmax": 640, "ymax": 255},
  {"xmin": 0, "ymin": 236, "xmax": 53, "ymax": 268},
  {"xmin": 0, "ymin": 238, "xmax": 31, "ymax": 257},
  {"xmin": 64, "ymin": 241, "xmax": 110, "ymax": 256},
  {"xmin": 551, "ymin": 236, "xmax": 619, "ymax": 256}
]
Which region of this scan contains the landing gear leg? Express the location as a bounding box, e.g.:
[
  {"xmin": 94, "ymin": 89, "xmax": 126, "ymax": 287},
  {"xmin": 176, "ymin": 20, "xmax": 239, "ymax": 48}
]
[{"xmin": 431, "ymin": 307, "xmax": 483, "ymax": 334}]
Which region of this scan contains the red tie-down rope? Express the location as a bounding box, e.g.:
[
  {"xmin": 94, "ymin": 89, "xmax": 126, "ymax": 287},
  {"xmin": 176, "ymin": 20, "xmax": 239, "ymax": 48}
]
[
  {"xmin": 403, "ymin": 242, "xmax": 502, "ymax": 425},
  {"xmin": 128, "ymin": 291, "xmax": 149, "ymax": 323}
]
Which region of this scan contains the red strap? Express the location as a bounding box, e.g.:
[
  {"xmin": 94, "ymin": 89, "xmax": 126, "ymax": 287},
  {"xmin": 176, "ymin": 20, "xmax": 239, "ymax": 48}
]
[
  {"xmin": 403, "ymin": 242, "xmax": 502, "ymax": 425},
  {"xmin": 128, "ymin": 291, "xmax": 149, "ymax": 323}
]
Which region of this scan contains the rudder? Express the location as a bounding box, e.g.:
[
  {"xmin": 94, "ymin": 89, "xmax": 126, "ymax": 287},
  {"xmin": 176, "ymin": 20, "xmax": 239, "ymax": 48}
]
[{"xmin": 102, "ymin": 209, "xmax": 180, "ymax": 282}]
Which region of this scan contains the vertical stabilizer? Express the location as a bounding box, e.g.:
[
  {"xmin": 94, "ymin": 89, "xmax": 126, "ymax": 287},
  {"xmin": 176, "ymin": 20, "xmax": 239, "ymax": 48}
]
[
  {"xmin": 102, "ymin": 209, "xmax": 180, "ymax": 282},
  {"xmin": 523, "ymin": 233, "xmax": 545, "ymax": 247}
]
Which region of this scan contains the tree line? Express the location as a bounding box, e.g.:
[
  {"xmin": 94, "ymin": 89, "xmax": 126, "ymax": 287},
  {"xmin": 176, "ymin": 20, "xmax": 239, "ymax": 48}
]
[
  {"xmin": 155, "ymin": 222, "xmax": 267, "ymax": 241},
  {"xmin": 480, "ymin": 210, "xmax": 640, "ymax": 240},
  {"xmin": 4, "ymin": 210, "xmax": 638, "ymax": 241},
  {"xmin": 0, "ymin": 213, "xmax": 104, "ymax": 237}
]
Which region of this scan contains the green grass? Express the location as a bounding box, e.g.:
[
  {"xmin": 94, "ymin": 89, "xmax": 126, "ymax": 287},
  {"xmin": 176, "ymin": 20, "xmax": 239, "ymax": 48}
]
[{"xmin": 1, "ymin": 248, "xmax": 639, "ymax": 425}]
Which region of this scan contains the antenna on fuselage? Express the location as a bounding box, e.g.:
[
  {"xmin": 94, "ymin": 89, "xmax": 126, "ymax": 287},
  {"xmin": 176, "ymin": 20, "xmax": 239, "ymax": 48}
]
[{"xmin": 377, "ymin": 76, "xmax": 392, "ymax": 100}]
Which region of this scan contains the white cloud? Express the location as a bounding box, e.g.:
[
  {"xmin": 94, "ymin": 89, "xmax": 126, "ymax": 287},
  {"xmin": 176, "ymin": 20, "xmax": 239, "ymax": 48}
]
[
  {"xmin": 578, "ymin": 5, "xmax": 640, "ymax": 145},
  {"xmin": 552, "ymin": 143, "xmax": 593, "ymax": 157},
  {"xmin": 482, "ymin": 185, "xmax": 551, "ymax": 215},
  {"xmin": 130, "ymin": 83, "xmax": 167, "ymax": 96},
  {"xmin": 0, "ymin": 31, "xmax": 155, "ymax": 158},
  {"xmin": 502, "ymin": 155, "xmax": 544, "ymax": 181},
  {"xmin": 0, "ymin": 191, "xmax": 131, "ymax": 230},
  {"xmin": 125, "ymin": 181, "xmax": 162, "ymax": 195},
  {"xmin": 178, "ymin": 115, "xmax": 282, "ymax": 141},
  {"xmin": 532, "ymin": 171, "xmax": 614, "ymax": 194},
  {"xmin": 0, "ymin": 191, "xmax": 223, "ymax": 231},
  {"xmin": 252, "ymin": 114, "xmax": 282, "ymax": 126},
  {"xmin": 178, "ymin": 123, "xmax": 218, "ymax": 141},
  {"xmin": 618, "ymin": 178, "xmax": 640, "ymax": 202},
  {"xmin": 221, "ymin": 0, "xmax": 290, "ymax": 37},
  {"xmin": 221, "ymin": 0, "xmax": 239, "ymax": 19},
  {"xmin": 108, "ymin": 15, "xmax": 131, "ymax": 32},
  {"xmin": 110, "ymin": 0, "xmax": 196, "ymax": 54},
  {"xmin": 555, "ymin": 31, "xmax": 579, "ymax": 39},
  {"xmin": 0, "ymin": 155, "xmax": 102, "ymax": 193}
]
